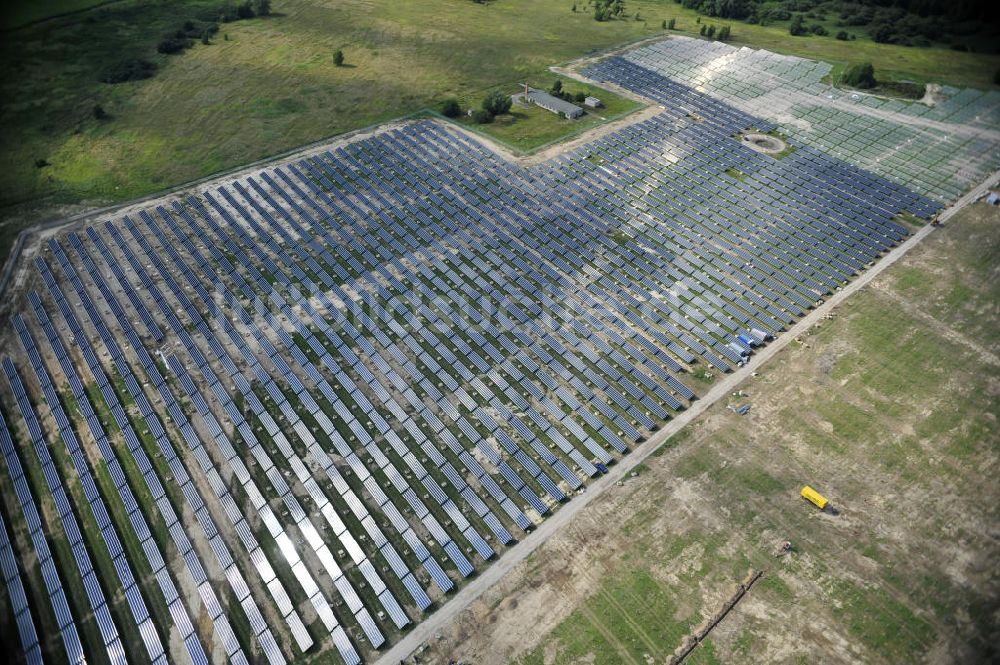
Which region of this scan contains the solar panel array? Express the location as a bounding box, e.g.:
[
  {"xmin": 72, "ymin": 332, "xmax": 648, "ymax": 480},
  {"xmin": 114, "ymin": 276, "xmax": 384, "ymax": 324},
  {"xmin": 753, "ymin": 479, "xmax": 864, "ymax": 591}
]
[
  {"xmin": 613, "ymin": 36, "xmax": 1000, "ymax": 202},
  {"xmin": 0, "ymin": 499, "xmax": 42, "ymax": 665},
  {"xmin": 0, "ymin": 41, "xmax": 950, "ymax": 664}
]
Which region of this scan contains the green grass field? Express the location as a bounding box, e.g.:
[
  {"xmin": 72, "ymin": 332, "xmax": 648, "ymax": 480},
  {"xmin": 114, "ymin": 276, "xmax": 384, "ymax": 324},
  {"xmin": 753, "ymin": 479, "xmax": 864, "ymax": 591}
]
[
  {"xmin": 425, "ymin": 202, "xmax": 1000, "ymax": 664},
  {"xmin": 1, "ymin": 0, "xmax": 997, "ymax": 263}
]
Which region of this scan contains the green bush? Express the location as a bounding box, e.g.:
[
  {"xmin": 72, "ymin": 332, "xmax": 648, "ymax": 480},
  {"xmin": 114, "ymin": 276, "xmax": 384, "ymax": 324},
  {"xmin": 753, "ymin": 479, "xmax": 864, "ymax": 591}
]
[
  {"xmin": 157, "ymin": 36, "xmax": 192, "ymax": 54},
  {"xmin": 836, "ymin": 30, "xmax": 849, "ymax": 40},
  {"xmin": 472, "ymin": 109, "xmax": 494, "ymax": 124},
  {"xmin": 789, "ymin": 14, "xmax": 808, "ymax": 36},
  {"xmin": 842, "ymin": 62, "xmax": 877, "ymax": 89},
  {"xmin": 481, "ymin": 90, "xmax": 512, "ymax": 117},
  {"xmin": 440, "ymin": 98, "xmax": 462, "ymax": 118},
  {"xmin": 100, "ymin": 59, "xmax": 157, "ymax": 84}
]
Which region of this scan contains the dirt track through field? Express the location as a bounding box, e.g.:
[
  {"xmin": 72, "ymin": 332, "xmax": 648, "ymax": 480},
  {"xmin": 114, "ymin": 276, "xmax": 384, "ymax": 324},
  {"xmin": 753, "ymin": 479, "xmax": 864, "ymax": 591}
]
[{"xmin": 372, "ymin": 172, "xmax": 1000, "ymax": 665}]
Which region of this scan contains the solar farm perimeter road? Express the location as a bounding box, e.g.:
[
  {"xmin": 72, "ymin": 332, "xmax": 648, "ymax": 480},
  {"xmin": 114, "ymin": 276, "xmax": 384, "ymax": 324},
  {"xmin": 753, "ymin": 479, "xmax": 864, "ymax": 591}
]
[{"xmin": 374, "ymin": 168, "xmax": 1000, "ymax": 665}]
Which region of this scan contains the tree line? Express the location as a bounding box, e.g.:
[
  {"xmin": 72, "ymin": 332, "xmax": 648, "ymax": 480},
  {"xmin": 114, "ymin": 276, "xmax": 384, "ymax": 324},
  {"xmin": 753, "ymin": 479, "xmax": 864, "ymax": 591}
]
[{"xmin": 675, "ymin": 0, "xmax": 997, "ymax": 49}]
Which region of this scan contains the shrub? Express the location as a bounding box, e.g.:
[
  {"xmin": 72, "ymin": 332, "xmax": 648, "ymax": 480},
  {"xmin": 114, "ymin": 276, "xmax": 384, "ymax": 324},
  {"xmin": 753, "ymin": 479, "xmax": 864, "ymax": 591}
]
[
  {"xmin": 759, "ymin": 7, "xmax": 790, "ymax": 22},
  {"xmin": 718, "ymin": 25, "xmax": 731, "ymax": 40},
  {"xmin": 872, "ymin": 23, "xmax": 893, "ymax": 43},
  {"xmin": 574, "ymin": 91, "xmax": 587, "ymax": 102},
  {"xmin": 100, "ymin": 59, "xmax": 157, "ymax": 84},
  {"xmin": 236, "ymin": 1, "xmax": 255, "ymax": 19},
  {"xmin": 472, "ymin": 109, "xmax": 494, "ymax": 124},
  {"xmin": 93, "ymin": 104, "xmax": 109, "ymax": 120},
  {"xmin": 34, "ymin": 159, "xmax": 50, "ymax": 169},
  {"xmin": 551, "ymin": 79, "xmax": 562, "ymax": 95},
  {"xmin": 668, "ymin": 18, "xmax": 675, "ymax": 29},
  {"xmin": 441, "ymin": 99, "xmax": 462, "ymax": 118},
  {"xmin": 482, "ymin": 90, "xmax": 512, "ymax": 117},
  {"xmin": 789, "ymin": 14, "xmax": 808, "ymax": 36},
  {"xmin": 706, "ymin": 25, "xmax": 715, "ymax": 37},
  {"xmin": 836, "ymin": 30, "xmax": 849, "ymax": 40},
  {"xmin": 592, "ymin": 0, "xmax": 625, "ymax": 21},
  {"xmin": 811, "ymin": 24, "xmax": 827, "ymax": 36},
  {"xmin": 842, "ymin": 61, "xmax": 876, "ymax": 89},
  {"xmin": 254, "ymin": 0, "xmax": 271, "ymax": 16},
  {"xmin": 157, "ymin": 36, "xmax": 192, "ymax": 54},
  {"xmin": 333, "ymin": 49, "xmax": 344, "ymax": 66}
]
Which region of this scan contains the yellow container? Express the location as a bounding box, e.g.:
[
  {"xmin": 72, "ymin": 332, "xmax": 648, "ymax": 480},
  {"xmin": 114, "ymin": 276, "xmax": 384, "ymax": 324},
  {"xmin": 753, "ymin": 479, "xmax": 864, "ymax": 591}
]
[{"xmin": 800, "ymin": 485, "xmax": 829, "ymax": 510}]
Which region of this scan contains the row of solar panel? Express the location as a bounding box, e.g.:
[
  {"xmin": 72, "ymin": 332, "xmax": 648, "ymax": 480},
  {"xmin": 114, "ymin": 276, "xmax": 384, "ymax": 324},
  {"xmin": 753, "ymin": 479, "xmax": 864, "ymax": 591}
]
[
  {"xmin": 0, "ymin": 510, "xmax": 42, "ymax": 665},
  {"xmin": 35, "ymin": 251, "xmax": 286, "ymax": 665},
  {"xmin": 14, "ymin": 310, "xmax": 174, "ymax": 665},
  {"xmin": 2, "ymin": 357, "xmax": 128, "ymax": 665},
  {"xmin": 0, "ymin": 370, "xmax": 86, "ymax": 664}
]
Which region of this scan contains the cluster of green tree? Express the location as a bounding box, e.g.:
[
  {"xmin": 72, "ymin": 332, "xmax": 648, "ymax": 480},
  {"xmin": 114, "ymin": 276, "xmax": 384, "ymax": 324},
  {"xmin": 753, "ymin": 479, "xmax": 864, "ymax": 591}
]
[
  {"xmin": 440, "ymin": 91, "xmax": 514, "ymax": 124},
  {"xmin": 593, "ymin": 0, "xmax": 628, "ymax": 21},
  {"xmin": 548, "ymin": 80, "xmax": 591, "ymax": 104},
  {"xmin": 217, "ymin": 0, "xmax": 272, "ymax": 23},
  {"xmin": 788, "ymin": 13, "xmax": 827, "ymax": 36},
  {"xmin": 473, "ymin": 90, "xmax": 513, "ymax": 123},
  {"xmin": 676, "ymin": 0, "xmax": 997, "ymax": 49},
  {"xmin": 698, "ymin": 23, "xmax": 732, "ymax": 39},
  {"xmin": 99, "ymin": 58, "xmax": 157, "ymax": 84},
  {"xmin": 157, "ymin": 19, "xmax": 220, "ymax": 54}
]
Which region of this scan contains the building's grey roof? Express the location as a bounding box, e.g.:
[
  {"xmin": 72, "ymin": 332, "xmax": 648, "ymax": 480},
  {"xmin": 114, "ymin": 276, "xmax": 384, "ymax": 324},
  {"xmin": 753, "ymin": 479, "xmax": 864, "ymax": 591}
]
[{"xmin": 526, "ymin": 88, "xmax": 583, "ymax": 117}]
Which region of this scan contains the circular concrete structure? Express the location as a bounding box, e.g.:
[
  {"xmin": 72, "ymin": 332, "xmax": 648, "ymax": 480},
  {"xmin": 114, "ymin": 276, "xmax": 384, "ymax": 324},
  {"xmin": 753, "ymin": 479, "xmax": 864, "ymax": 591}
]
[{"xmin": 741, "ymin": 132, "xmax": 786, "ymax": 154}]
